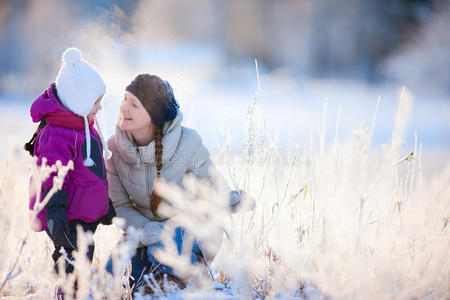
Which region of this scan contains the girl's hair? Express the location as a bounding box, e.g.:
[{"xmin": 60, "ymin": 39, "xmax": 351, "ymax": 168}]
[
  {"xmin": 150, "ymin": 125, "xmax": 163, "ymax": 217},
  {"xmin": 24, "ymin": 130, "xmax": 39, "ymax": 156},
  {"xmin": 24, "ymin": 122, "xmax": 46, "ymax": 156}
]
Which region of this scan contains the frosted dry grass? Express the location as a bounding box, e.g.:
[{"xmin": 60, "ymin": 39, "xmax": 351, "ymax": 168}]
[
  {"xmin": 209, "ymin": 87, "xmax": 449, "ymax": 299},
  {"xmin": 0, "ymin": 85, "xmax": 449, "ymax": 299},
  {"xmin": 0, "ymin": 152, "xmax": 55, "ymax": 299},
  {"xmin": 0, "ymin": 152, "xmax": 136, "ymax": 299}
]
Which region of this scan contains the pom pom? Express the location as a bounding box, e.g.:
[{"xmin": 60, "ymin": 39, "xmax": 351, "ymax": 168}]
[
  {"xmin": 83, "ymin": 157, "xmax": 95, "ymax": 167},
  {"xmin": 63, "ymin": 47, "xmax": 82, "ymax": 65},
  {"xmin": 163, "ymin": 99, "xmax": 179, "ymax": 122},
  {"xmin": 104, "ymin": 149, "xmax": 112, "ymax": 159}
]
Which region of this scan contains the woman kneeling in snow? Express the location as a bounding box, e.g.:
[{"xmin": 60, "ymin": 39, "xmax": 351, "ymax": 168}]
[{"xmin": 105, "ymin": 74, "xmax": 254, "ymax": 290}]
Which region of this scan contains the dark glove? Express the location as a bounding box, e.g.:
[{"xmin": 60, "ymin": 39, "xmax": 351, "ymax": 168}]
[
  {"xmin": 229, "ymin": 189, "xmax": 256, "ymax": 213},
  {"xmin": 44, "ymin": 189, "xmax": 76, "ymax": 249},
  {"xmin": 100, "ymin": 198, "xmax": 116, "ymax": 225},
  {"xmin": 46, "ymin": 207, "xmax": 76, "ymax": 248},
  {"xmin": 229, "ymin": 190, "xmax": 242, "ymax": 212}
]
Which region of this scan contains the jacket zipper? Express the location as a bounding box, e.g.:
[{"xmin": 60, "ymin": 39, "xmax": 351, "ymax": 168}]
[
  {"xmin": 136, "ymin": 147, "xmax": 149, "ymax": 196},
  {"xmin": 136, "ymin": 147, "xmax": 141, "ymax": 168},
  {"xmin": 95, "ymin": 138, "xmax": 108, "ymax": 220},
  {"xmin": 145, "ymin": 164, "xmax": 150, "ymax": 196}
]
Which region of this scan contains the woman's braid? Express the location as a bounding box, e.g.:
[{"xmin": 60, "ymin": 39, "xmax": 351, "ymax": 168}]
[{"xmin": 150, "ymin": 125, "xmax": 163, "ymax": 217}]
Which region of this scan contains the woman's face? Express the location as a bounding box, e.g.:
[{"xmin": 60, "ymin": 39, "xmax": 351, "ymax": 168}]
[{"xmin": 119, "ymin": 91, "xmax": 151, "ymax": 132}]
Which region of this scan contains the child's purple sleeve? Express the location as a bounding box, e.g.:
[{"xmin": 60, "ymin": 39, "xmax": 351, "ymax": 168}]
[{"xmin": 35, "ymin": 127, "xmax": 77, "ymax": 194}]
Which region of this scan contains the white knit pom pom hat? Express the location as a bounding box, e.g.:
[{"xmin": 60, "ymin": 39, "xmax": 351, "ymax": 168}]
[{"xmin": 56, "ymin": 47, "xmax": 111, "ymax": 166}]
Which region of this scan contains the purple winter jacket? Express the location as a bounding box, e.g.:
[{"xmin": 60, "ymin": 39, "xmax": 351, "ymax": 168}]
[{"xmin": 29, "ymin": 84, "xmax": 110, "ymax": 232}]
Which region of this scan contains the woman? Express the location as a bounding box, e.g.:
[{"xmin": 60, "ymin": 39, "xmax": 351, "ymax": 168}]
[{"xmin": 106, "ymin": 74, "xmax": 248, "ymax": 288}]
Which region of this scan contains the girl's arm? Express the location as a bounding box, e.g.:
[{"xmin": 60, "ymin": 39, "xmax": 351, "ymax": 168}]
[
  {"xmin": 33, "ymin": 127, "xmax": 75, "ymax": 247},
  {"xmin": 36, "ymin": 127, "xmax": 76, "ymax": 193}
]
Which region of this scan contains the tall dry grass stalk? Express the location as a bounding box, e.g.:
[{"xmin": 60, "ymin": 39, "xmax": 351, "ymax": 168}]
[
  {"xmin": 209, "ymin": 85, "xmax": 449, "ymax": 299},
  {"xmin": 0, "ymin": 81, "xmax": 448, "ymax": 299}
]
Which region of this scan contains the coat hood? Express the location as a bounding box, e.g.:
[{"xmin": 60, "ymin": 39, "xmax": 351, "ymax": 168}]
[{"xmin": 30, "ymin": 84, "xmax": 67, "ymax": 123}]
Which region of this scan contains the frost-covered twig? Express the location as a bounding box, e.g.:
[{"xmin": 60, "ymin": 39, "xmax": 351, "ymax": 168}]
[
  {"xmin": 123, "ymin": 261, "xmax": 133, "ymax": 300},
  {"xmin": 362, "ymin": 151, "xmax": 414, "ymax": 201},
  {"xmin": 0, "ymin": 238, "xmax": 26, "ymax": 293},
  {"xmin": 30, "ymin": 159, "xmax": 73, "ymax": 225}
]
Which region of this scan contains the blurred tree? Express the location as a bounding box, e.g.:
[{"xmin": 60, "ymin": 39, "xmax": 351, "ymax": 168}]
[
  {"xmin": 0, "ymin": 0, "xmax": 76, "ymax": 94},
  {"xmin": 0, "ymin": 0, "xmax": 440, "ymax": 96},
  {"xmin": 222, "ymin": 0, "xmax": 432, "ymax": 81},
  {"xmin": 382, "ymin": 1, "xmax": 450, "ymax": 92}
]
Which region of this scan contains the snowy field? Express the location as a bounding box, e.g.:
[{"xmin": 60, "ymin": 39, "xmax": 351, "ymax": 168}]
[
  {"xmin": 1, "ymin": 58, "xmax": 449, "ymax": 174},
  {"xmin": 0, "ymin": 58, "xmax": 449, "ymax": 299}
]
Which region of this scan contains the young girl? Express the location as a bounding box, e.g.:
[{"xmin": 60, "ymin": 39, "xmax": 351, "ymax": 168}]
[
  {"xmin": 26, "ymin": 47, "xmax": 116, "ymax": 276},
  {"xmin": 106, "ymin": 74, "xmax": 254, "ymax": 289}
]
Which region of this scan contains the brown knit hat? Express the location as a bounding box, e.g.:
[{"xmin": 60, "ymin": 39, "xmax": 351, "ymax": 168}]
[{"xmin": 126, "ymin": 74, "xmax": 179, "ymax": 126}]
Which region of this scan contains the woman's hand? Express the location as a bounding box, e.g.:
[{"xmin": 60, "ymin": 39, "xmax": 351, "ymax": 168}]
[
  {"xmin": 229, "ymin": 190, "xmax": 256, "ymax": 213},
  {"xmin": 140, "ymin": 221, "xmax": 165, "ymax": 246}
]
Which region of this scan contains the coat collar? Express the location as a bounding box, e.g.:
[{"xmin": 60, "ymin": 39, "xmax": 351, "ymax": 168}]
[{"xmin": 114, "ymin": 111, "xmax": 183, "ymax": 166}]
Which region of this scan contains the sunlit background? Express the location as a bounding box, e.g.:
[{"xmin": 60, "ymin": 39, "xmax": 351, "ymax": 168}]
[
  {"xmin": 1, "ymin": 2, "xmax": 449, "ymax": 299},
  {"xmin": 0, "ymin": 0, "xmax": 449, "ymax": 167}
]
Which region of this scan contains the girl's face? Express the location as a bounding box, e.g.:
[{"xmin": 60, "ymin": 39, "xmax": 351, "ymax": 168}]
[
  {"xmin": 119, "ymin": 91, "xmax": 152, "ymax": 132},
  {"xmin": 87, "ymin": 95, "xmax": 104, "ymax": 122}
]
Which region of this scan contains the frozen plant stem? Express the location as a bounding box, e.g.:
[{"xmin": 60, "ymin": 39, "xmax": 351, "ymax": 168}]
[
  {"xmin": 0, "ymin": 238, "xmax": 26, "ymax": 293},
  {"xmin": 0, "ymin": 159, "xmax": 73, "ymax": 294},
  {"xmin": 30, "ymin": 159, "xmax": 73, "ymax": 225},
  {"xmin": 360, "ymin": 152, "xmax": 415, "ymax": 220}
]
